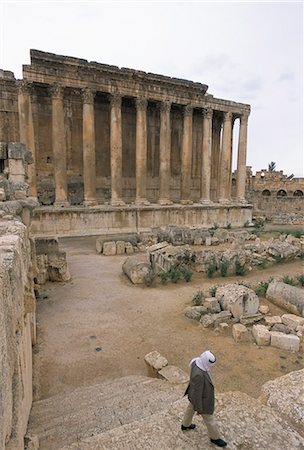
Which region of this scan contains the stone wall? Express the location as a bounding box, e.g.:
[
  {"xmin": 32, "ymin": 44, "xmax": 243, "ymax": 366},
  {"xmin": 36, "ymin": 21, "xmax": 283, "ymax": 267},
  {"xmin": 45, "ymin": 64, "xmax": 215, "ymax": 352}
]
[{"xmin": 0, "ymin": 209, "xmax": 36, "ymax": 450}]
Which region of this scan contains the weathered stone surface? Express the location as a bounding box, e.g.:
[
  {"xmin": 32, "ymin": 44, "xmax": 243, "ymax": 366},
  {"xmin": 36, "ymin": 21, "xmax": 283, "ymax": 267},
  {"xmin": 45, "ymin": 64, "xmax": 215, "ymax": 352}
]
[
  {"xmin": 239, "ymin": 313, "xmax": 263, "ymax": 325},
  {"xmin": 203, "ymin": 297, "xmax": 221, "ymax": 313},
  {"xmin": 103, "ymin": 241, "xmax": 117, "ymax": 256},
  {"xmin": 259, "ymin": 305, "xmax": 270, "ymax": 314},
  {"xmin": 184, "ymin": 306, "xmax": 207, "ymax": 321},
  {"xmin": 259, "ymin": 369, "xmax": 304, "ymax": 434},
  {"xmin": 116, "ymin": 241, "xmax": 126, "ymax": 255},
  {"xmin": 252, "ymin": 324, "xmax": 271, "ymax": 346},
  {"xmin": 144, "ymin": 351, "xmax": 168, "ymax": 371},
  {"xmin": 281, "ymin": 314, "xmax": 304, "ymax": 330},
  {"xmin": 266, "ymin": 281, "xmax": 304, "ymax": 316},
  {"xmin": 122, "ymin": 254, "xmax": 153, "ymax": 284},
  {"xmin": 200, "ymin": 314, "xmax": 214, "ymax": 328},
  {"xmin": 264, "ymin": 315, "xmax": 282, "ymax": 326},
  {"xmin": 125, "ymin": 242, "xmax": 134, "ymax": 255},
  {"xmin": 271, "ymin": 323, "xmax": 291, "ymax": 334},
  {"xmin": 95, "ymin": 237, "xmax": 103, "ymax": 253},
  {"xmin": 216, "ymin": 284, "xmax": 259, "ymax": 318},
  {"xmin": 24, "ymin": 434, "xmax": 39, "ymax": 450},
  {"xmin": 158, "ymin": 365, "xmax": 189, "ymax": 384},
  {"xmin": 48, "ymin": 252, "xmax": 71, "ymax": 282},
  {"xmin": 232, "ymin": 323, "xmax": 251, "ymax": 343},
  {"xmin": 270, "ymin": 331, "xmax": 300, "ymax": 351}
]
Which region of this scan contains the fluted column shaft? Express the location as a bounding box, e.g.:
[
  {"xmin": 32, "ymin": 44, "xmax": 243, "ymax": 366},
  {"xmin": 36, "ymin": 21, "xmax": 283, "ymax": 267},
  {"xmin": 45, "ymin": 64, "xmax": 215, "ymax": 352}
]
[
  {"xmin": 236, "ymin": 113, "xmax": 249, "ymax": 201},
  {"xmin": 51, "ymin": 84, "xmax": 69, "ymax": 207},
  {"xmin": 218, "ymin": 111, "xmax": 233, "ymax": 202},
  {"xmin": 200, "ymin": 108, "xmax": 213, "ymax": 203},
  {"xmin": 135, "ymin": 97, "xmax": 148, "ymax": 205},
  {"xmin": 159, "ymin": 101, "xmax": 172, "ymax": 205},
  {"xmin": 110, "ymin": 94, "xmax": 125, "ymax": 206},
  {"xmin": 17, "ymin": 81, "xmax": 37, "ymax": 197},
  {"xmin": 82, "ymin": 89, "xmax": 97, "ymax": 206},
  {"xmin": 181, "ymin": 105, "xmax": 193, "ymax": 204}
]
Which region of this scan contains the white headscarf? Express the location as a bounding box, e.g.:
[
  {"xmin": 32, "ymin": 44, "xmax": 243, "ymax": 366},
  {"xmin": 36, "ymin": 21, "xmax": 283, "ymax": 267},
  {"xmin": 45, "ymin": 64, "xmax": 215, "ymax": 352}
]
[{"xmin": 189, "ymin": 350, "xmax": 216, "ymax": 375}]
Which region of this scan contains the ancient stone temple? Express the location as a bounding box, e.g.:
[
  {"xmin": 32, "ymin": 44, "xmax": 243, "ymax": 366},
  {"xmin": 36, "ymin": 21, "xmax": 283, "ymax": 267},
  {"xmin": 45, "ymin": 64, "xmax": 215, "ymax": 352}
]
[{"xmin": 0, "ymin": 50, "xmax": 252, "ymax": 235}]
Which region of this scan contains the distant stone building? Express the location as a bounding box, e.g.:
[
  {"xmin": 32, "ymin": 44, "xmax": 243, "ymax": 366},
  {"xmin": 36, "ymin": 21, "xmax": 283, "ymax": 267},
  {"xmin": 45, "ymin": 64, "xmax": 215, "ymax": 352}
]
[{"xmin": 1, "ymin": 50, "xmax": 252, "ymax": 235}]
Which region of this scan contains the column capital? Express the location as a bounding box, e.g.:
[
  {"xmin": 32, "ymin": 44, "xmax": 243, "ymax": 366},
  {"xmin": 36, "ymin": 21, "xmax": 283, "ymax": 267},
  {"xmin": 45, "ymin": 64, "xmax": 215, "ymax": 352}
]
[
  {"xmin": 223, "ymin": 111, "xmax": 233, "ymax": 122},
  {"xmin": 202, "ymin": 107, "xmax": 213, "ymax": 120},
  {"xmin": 49, "ymin": 84, "xmax": 64, "ymax": 99},
  {"xmin": 82, "ymin": 88, "xmax": 95, "ymax": 104},
  {"xmin": 160, "ymin": 100, "xmax": 171, "ymax": 113},
  {"xmin": 136, "ymin": 96, "xmax": 148, "ymax": 111},
  {"xmin": 110, "ymin": 93, "xmax": 122, "ymax": 108},
  {"xmin": 183, "ymin": 104, "xmax": 193, "ymax": 117},
  {"xmin": 17, "ymin": 80, "xmax": 32, "ymax": 95},
  {"xmin": 240, "ymin": 112, "xmax": 250, "ymax": 124}
]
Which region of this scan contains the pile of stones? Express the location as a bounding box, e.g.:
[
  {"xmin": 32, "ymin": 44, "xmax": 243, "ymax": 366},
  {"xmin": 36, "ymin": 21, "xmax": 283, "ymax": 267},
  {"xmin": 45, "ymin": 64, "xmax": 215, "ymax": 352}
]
[
  {"xmin": 96, "ymin": 236, "xmax": 145, "ymax": 256},
  {"xmin": 144, "ymin": 350, "xmax": 189, "ymax": 384},
  {"xmin": 184, "ymin": 283, "xmax": 303, "ymax": 352}
]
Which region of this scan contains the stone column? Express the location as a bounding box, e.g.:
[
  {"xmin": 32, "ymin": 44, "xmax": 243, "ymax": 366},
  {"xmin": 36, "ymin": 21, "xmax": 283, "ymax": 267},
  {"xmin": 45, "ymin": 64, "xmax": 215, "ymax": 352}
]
[
  {"xmin": 236, "ymin": 112, "xmax": 249, "ymax": 202},
  {"xmin": 180, "ymin": 105, "xmax": 193, "ymax": 204},
  {"xmin": 158, "ymin": 100, "xmax": 172, "ymax": 205},
  {"xmin": 218, "ymin": 111, "xmax": 232, "ymax": 202},
  {"xmin": 210, "ymin": 117, "xmax": 221, "ymax": 201},
  {"xmin": 110, "ymin": 93, "xmax": 125, "ymax": 206},
  {"xmin": 135, "ymin": 96, "xmax": 149, "ymax": 205},
  {"xmin": 51, "ymin": 84, "xmax": 69, "ymax": 207},
  {"xmin": 17, "ymin": 80, "xmax": 37, "ymax": 198},
  {"xmin": 200, "ymin": 108, "xmax": 213, "ymax": 203},
  {"xmin": 82, "ymin": 88, "xmax": 97, "ymax": 206}
]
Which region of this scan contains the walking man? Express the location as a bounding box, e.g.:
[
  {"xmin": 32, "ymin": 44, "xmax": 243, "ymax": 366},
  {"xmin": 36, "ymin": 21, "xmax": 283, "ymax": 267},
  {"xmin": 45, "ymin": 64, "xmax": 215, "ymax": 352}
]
[{"xmin": 181, "ymin": 350, "xmax": 227, "ymax": 448}]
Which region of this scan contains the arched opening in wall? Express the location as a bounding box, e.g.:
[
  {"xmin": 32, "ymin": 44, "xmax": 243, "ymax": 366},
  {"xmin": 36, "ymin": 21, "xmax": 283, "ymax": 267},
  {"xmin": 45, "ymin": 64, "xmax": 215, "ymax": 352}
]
[
  {"xmin": 277, "ymin": 189, "xmax": 287, "ymax": 197},
  {"xmin": 293, "ymin": 190, "xmax": 303, "ymax": 197},
  {"xmin": 262, "ymin": 189, "xmax": 271, "ymax": 196}
]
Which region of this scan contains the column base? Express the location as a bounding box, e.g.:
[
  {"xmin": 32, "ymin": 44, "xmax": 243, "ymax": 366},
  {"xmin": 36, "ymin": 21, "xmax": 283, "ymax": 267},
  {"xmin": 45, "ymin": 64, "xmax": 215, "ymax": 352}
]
[
  {"xmin": 111, "ymin": 199, "xmax": 126, "ymax": 207},
  {"xmin": 83, "ymin": 200, "xmax": 97, "ymax": 207},
  {"xmin": 234, "ymin": 197, "xmax": 248, "ymax": 204},
  {"xmin": 54, "ymin": 201, "xmax": 70, "ymax": 208},
  {"xmin": 158, "ymin": 198, "xmax": 173, "ymax": 206},
  {"xmin": 218, "ymin": 198, "xmax": 231, "ymax": 204},
  {"xmin": 199, "ymin": 198, "xmax": 213, "ymax": 205},
  {"xmin": 135, "ymin": 198, "xmax": 150, "ymax": 206},
  {"xmin": 180, "ymin": 199, "xmax": 193, "ymax": 205}
]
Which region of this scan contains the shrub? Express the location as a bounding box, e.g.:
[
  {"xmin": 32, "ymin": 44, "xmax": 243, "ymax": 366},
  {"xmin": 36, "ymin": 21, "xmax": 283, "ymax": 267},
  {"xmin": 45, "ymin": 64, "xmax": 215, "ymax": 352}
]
[
  {"xmin": 297, "ymin": 274, "xmax": 304, "ymax": 286},
  {"xmin": 209, "ymin": 286, "xmax": 217, "ymax": 297},
  {"xmin": 206, "ymin": 259, "xmax": 217, "ymax": 278},
  {"xmin": 235, "ymin": 259, "xmax": 246, "ymax": 276},
  {"xmin": 159, "ymin": 271, "xmax": 169, "ymax": 284},
  {"xmin": 192, "ymin": 290, "xmax": 204, "ymax": 306},
  {"xmin": 255, "ymin": 281, "xmax": 270, "ymax": 297},
  {"xmin": 219, "ymin": 260, "xmax": 229, "ymax": 277},
  {"xmin": 180, "ymin": 266, "xmax": 193, "ymax": 282},
  {"xmin": 282, "ymin": 275, "xmax": 296, "ymax": 286},
  {"xmin": 274, "ymin": 254, "xmax": 284, "ymax": 263},
  {"xmin": 254, "ymin": 218, "xmax": 265, "ymax": 230},
  {"xmin": 169, "ymin": 267, "xmax": 181, "ymax": 284},
  {"xmin": 257, "ymin": 259, "xmax": 268, "ymax": 269}
]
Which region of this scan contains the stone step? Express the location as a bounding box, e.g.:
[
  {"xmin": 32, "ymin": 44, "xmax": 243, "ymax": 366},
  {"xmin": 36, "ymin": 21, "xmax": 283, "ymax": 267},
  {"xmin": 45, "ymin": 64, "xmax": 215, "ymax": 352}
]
[
  {"xmin": 61, "ymin": 392, "xmax": 304, "ymax": 450},
  {"xmin": 28, "ymin": 376, "xmax": 184, "ymax": 450}
]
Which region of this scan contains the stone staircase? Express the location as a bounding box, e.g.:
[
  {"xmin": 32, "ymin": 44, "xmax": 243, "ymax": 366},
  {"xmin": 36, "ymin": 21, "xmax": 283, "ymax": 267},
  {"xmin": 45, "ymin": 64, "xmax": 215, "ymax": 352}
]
[{"xmin": 27, "ymin": 373, "xmax": 304, "ymax": 450}]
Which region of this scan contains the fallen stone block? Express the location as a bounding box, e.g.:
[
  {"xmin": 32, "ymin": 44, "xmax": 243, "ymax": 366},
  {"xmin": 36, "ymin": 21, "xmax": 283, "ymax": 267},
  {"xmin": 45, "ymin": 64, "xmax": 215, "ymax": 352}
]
[
  {"xmin": 147, "ymin": 241, "xmax": 169, "ymax": 253},
  {"xmin": 232, "ymin": 323, "xmax": 252, "ymax": 343},
  {"xmin": 239, "ymin": 313, "xmax": 263, "ymax": 325},
  {"xmin": 265, "ymin": 316, "xmax": 282, "ymax": 326},
  {"xmin": 212, "ymin": 311, "xmax": 232, "ymax": 327},
  {"xmin": 270, "ymin": 331, "xmax": 300, "ymax": 351},
  {"xmin": 259, "ymin": 305, "xmax": 270, "ymax": 314},
  {"xmin": 122, "ymin": 254, "xmax": 153, "ymax": 284},
  {"xmin": 144, "ymin": 351, "xmax": 168, "ymax": 371},
  {"xmin": 103, "ymin": 241, "xmax": 116, "ymax": 256},
  {"xmin": 125, "ymin": 242, "xmax": 134, "ymax": 254},
  {"xmin": 200, "ymin": 314, "xmax": 214, "ymax": 328},
  {"xmin": 184, "ymin": 306, "xmax": 207, "ymax": 321},
  {"xmin": 266, "ymin": 281, "xmax": 304, "ymax": 316},
  {"xmin": 204, "ymin": 297, "xmax": 221, "ymax": 314},
  {"xmin": 252, "ymin": 324, "xmax": 270, "ymax": 346},
  {"xmin": 95, "ymin": 237, "xmax": 104, "ymax": 253},
  {"xmin": 116, "ymin": 241, "xmax": 126, "ymax": 255},
  {"xmin": 271, "ymin": 323, "xmax": 291, "ymax": 334},
  {"xmin": 216, "ymin": 284, "xmax": 259, "ymax": 318},
  {"xmin": 158, "ymin": 365, "xmax": 189, "ymax": 384},
  {"xmin": 48, "ymin": 252, "xmax": 71, "ymax": 282},
  {"xmin": 281, "ymin": 314, "xmax": 304, "ymax": 330}
]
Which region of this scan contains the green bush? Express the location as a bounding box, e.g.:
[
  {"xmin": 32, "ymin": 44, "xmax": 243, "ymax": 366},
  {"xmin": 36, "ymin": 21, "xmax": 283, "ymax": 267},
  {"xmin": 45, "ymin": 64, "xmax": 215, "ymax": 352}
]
[
  {"xmin": 257, "ymin": 259, "xmax": 268, "ymax": 269},
  {"xmin": 169, "ymin": 267, "xmax": 181, "ymax": 284},
  {"xmin": 159, "ymin": 271, "xmax": 169, "ymax": 284},
  {"xmin": 219, "ymin": 260, "xmax": 229, "ymax": 277},
  {"xmin": 282, "ymin": 275, "xmax": 296, "ymax": 286},
  {"xmin": 209, "ymin": 286, "xmax": 217, "ymax": 297},
  {"xmin": 253, "ymin": 218, "xmax": 265, "ymax": 230},
  {"xmin": 255, "ymin": 281, "xmax": 270, "ymax": 297},
  {"xmin": 180, "ymin": 266, "xmax": 193, "ymax": 282},
  {"xmin": 192, "ymin": 290, "xmax": 204, "ymax": 306},
  {"xmin": 206, "ymin": 259, "xmax": 217, "ymax": 278},
  {"xmin": 235, "ymin": 259, "xmax": 246, "ymax": 276},
  {"xmin": 297, "ymin": 274, "xmax": 304, "ymax": 286}
]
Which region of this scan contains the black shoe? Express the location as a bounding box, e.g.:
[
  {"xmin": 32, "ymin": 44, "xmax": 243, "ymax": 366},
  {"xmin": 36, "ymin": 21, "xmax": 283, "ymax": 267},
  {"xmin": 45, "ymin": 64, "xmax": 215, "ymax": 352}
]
[
  {"xmin": 210, "ymin": 438, "xmax": 227, "ymax": 447},
  {"xmin": 181, "ymin": 423, "xmax": 196, "ymax": 431}
]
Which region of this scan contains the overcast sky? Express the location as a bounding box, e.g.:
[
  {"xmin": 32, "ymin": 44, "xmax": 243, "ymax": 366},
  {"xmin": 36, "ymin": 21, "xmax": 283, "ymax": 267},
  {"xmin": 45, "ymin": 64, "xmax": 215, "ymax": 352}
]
[{"xmin": 1, "ymin": 1, "xmax": 303, "ymax": 176}]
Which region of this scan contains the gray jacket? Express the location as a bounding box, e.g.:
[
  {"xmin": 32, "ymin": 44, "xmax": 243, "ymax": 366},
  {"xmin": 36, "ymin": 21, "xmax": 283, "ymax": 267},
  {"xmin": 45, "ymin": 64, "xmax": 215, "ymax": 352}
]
[{"xmin": 184, "ymin": 362, "xmax": 215, "ymax": 415}]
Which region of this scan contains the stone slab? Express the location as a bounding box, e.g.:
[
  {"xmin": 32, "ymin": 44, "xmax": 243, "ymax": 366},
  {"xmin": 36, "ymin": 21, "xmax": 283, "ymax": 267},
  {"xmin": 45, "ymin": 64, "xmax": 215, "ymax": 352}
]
[
  {"xmin": 144, "ymin": 351, "xmax": 168, "ymax": 371},
  {"xmin": 270, "ymin": 331, "xmax": 300, "ymax": 351},
  {"xmin": 158, "ymin": 365, "xmax": 189, "ymax": 384}
]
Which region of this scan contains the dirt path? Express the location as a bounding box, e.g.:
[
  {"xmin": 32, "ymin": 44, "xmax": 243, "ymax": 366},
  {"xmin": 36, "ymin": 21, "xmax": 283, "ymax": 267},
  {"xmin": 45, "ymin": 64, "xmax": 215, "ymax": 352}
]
[{"xmin": 33, "ymin": 236, "xmax": 304, "ymax": 402}]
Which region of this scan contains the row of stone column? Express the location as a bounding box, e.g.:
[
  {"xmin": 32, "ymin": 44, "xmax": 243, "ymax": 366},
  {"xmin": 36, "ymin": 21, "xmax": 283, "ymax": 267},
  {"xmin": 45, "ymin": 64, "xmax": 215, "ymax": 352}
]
[{"xmin": 17, "ymin": 81, "xmax": 249, "ymax": 207}]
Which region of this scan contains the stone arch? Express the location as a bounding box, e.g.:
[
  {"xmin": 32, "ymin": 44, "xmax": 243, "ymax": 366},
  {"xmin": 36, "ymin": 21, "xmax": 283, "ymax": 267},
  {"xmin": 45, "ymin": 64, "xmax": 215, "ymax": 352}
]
[
  {"xmin": 262, "ymin": 189, "xmax": 271, "ymax": 196},
  {"xmin": 293, "ymin": 190, "xmax": 303, "ymax": 197},
  {"xmin": 277, "ymin": 189, "xmax": 287, "ymax": 197}
]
